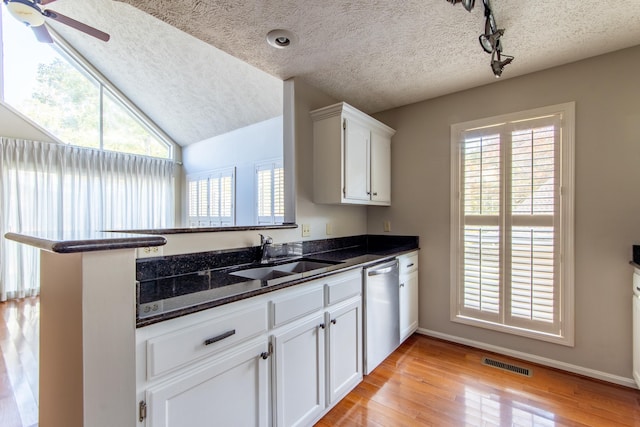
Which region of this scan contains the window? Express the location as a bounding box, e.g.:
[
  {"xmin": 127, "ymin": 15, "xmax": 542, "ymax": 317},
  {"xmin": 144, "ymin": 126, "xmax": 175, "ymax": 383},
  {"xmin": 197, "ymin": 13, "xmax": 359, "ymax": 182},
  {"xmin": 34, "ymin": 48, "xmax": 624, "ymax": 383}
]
[
  {"xmin": 187, "ymin": 168, "xmax": 235, "ymax": 227},
  {"xmin": 450, "ymin": 103, "xmax": 575, "ymax": 345},
  {"xmin": 1, "ymin": 9, "xmax": 173, "ymax": 159},
  {"xmin": 256, "ymin": 159, "xmax": 284, "ymax": 225}
]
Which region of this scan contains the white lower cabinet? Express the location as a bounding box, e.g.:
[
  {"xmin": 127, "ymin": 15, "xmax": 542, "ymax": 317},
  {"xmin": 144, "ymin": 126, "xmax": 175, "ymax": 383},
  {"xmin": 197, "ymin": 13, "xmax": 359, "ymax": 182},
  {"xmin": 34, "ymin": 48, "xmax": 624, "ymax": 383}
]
[
  {"xmin": 271, "ymin": 269, "xmax": 363, "ymax": 427},
  {"xmin": 326, "ymin": 298, "xmax": 363, "ymax": 405},
  {"xmin": 145, "ymin": 338, "xmax": 270, "ymax": 427},
  {"xmin": 138, "ymin": 269, "xmax": 364, "ymax": 427},
  {"xmin": 273, "ymin": 313, "xmax": 326, "ymax": 427},
  {"xmin": 398, "ymin": 251, "xmax": 420, "ymax": 342}
]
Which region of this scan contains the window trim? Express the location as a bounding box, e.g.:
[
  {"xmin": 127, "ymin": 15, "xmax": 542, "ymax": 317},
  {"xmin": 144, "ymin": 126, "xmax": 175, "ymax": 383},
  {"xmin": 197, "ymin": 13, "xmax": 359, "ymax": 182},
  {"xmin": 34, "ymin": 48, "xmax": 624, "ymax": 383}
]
[{"xmin": 449, "ymin": 102, "xmax": 575, "ymax": 346}]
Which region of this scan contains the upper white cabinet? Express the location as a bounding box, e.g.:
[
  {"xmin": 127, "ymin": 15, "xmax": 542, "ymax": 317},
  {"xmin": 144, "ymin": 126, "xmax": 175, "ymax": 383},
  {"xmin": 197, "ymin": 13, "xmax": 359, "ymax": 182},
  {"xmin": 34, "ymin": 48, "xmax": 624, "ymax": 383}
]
[{"xmin": 311, "ymin": 102, "xmax": 395, "ymax": 206}]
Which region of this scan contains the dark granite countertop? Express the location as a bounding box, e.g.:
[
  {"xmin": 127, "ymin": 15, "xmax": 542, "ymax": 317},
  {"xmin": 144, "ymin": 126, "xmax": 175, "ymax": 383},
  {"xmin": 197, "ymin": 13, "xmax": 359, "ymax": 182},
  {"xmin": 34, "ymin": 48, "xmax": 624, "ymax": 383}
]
[
  {"xmin": 136, "ymin": 235, "xmax": 419, "ymax": 327},
  {"xmin": 5, "ymin": 230, "xmax": 167, "ymax": 253}
]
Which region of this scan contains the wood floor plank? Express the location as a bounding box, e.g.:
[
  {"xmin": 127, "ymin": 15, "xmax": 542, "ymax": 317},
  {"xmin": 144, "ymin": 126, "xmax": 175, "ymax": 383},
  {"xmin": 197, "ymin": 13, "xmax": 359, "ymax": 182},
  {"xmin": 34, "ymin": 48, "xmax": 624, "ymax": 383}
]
[
  {"xmin": 0, "ymin": 298, "xmax": 39, "ymax": 427},
  {"xmin": 317, "ymin": 334, "xmax": 640, "ymax": 427}
]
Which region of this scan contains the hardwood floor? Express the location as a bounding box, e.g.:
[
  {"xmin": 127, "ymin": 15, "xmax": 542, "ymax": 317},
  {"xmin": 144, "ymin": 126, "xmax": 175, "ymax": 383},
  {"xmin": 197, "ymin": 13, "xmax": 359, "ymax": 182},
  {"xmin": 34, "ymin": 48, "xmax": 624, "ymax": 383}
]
[
  {"xmin": 0, "ymin": 298, "xmax": 39, "ymax": 427},
  {"xmin": 317, "ymin": 335, "xmax": 640, "ymax": 426},
  {"xmin": 1, "ymin": 298, "xmax": 639, "ymax": 426}
]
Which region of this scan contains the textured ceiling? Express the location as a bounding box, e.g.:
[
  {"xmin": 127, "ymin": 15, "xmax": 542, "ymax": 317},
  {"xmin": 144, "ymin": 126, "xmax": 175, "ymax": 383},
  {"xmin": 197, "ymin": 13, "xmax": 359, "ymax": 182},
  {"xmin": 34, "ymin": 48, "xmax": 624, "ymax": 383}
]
[{"xmin": 39, "ymin": 0, "xmax": 640, "ymax": 146}]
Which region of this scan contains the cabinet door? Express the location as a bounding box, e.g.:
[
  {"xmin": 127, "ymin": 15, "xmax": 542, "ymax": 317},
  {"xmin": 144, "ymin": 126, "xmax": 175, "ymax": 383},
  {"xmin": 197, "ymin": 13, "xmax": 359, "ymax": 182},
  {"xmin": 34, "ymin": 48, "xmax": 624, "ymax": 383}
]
[
  {"xmin": 145, "ymin": 339, "xmax": 269, "ymax": 427},
  {"xmin": 273, "ymin": 314, "xmax": 326, "ymax": 427},
  {"xmin": 370, "ymin": 131, "xmax": 391, "ymax": 204},
  {"xmin": 327, "ymin": 298, "xmax": 363, "ymax": 404},
  {"xmin": 399, "ymin": 270, "xmax": 419, "ymax": 342},
  {"xmin": 634, "ymin": 295, "xmax": 640, "ymax": 386},
  {"xmin": 343, "ymin": 118, "xmax": 371, "ymax": 202}
]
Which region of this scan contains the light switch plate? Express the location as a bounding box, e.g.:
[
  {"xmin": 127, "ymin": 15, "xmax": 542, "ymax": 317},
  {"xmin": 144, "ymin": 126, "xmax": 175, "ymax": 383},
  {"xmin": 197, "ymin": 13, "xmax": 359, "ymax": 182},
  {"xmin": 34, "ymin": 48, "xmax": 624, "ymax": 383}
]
[
  {"xmin": 326, "ymin": 223, "xmax": 333, "ymax": 235},
  {"xmin": 383, "ymin": 220, "xmax": 392, "ymax": 232}
]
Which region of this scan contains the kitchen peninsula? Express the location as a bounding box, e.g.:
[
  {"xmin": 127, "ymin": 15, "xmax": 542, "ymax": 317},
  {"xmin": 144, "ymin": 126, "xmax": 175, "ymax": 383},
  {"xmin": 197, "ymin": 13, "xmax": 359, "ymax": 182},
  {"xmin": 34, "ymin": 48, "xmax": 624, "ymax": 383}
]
[{"xmin": 5, "ymin": 230, "xmax": 418, "ymax": 427}]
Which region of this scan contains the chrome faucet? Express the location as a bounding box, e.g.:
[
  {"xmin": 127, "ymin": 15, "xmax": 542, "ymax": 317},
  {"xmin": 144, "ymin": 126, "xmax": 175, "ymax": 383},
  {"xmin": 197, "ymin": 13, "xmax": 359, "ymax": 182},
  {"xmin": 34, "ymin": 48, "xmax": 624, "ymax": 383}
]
[{"xmin": 259, "ymin": 234, "xmax": 273, "ymax": 264}]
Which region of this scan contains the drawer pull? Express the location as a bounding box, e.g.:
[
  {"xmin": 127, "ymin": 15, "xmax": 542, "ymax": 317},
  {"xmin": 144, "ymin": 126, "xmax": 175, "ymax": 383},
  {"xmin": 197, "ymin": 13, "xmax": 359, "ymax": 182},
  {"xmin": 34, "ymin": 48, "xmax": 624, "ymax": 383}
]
[
  {"xmin": 204, "ymin": 329, "xmax": 236, "ymax": 346},
  {"xmin": 406, "ymin": 263, "xmax": 415, "ymax": 268}
]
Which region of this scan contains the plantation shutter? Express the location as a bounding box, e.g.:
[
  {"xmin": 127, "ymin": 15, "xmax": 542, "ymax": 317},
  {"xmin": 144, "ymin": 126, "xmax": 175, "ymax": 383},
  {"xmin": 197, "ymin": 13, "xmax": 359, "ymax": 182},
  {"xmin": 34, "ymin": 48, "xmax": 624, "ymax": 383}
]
[
  {"xmin": 187, "ymin": 168, "xmax": 235, "ymax": 226},
  {"xmin": 508, "ymin": 119, "xmax": 560, "ymax": 332},
  {"xmin": 256, "ymin": 160, "xmax": 284, "ymax": 225},
  {"xmin": 458, "ymin": 114, "xmax": 562, "ymax": 335}
]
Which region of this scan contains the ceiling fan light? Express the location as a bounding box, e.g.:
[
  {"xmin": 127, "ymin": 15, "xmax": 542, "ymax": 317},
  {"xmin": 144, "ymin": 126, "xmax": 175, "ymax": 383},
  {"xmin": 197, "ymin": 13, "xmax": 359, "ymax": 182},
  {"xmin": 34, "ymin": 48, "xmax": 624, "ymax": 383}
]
[{"xmin": 5, "ymin": 1, "xmax": 45, "ymax": 26}]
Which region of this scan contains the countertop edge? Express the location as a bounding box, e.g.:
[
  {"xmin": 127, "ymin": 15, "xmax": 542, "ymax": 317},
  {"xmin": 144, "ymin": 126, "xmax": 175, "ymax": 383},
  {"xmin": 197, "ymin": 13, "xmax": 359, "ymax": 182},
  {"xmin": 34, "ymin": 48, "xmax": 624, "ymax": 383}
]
[{"xmin": 5, "ymin": 232, "xmax": 167, "ymax": 254}]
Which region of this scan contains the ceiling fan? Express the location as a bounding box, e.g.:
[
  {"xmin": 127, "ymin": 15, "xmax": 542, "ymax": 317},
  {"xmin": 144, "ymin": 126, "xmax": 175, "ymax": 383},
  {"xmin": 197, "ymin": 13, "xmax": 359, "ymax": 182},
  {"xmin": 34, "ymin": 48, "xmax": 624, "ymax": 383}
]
[{"xmin": 3, "ymin": 0, "xmax": 109, "ymax": 43}]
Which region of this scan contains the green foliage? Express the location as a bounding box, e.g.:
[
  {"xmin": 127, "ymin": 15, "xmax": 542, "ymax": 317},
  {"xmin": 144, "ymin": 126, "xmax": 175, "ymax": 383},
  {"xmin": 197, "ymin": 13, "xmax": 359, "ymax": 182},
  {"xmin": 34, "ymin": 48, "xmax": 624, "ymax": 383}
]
[
  {"xmin": 15, "ymin": 56, "xmax": 170, "ymax": 158},
  {"xmin": 21, "ymin": 58, "xmax": 100, "ymax": 148}
]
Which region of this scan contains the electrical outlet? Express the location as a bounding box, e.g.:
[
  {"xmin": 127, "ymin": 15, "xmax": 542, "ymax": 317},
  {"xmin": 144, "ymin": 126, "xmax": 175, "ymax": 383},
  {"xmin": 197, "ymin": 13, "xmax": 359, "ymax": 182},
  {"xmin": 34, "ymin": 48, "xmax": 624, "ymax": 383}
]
[
  {"xmin": 138, "ymin": 301, "xmax": 163, "ymax": 318},
  {"xmin": 302, "ymin": 224, "xmax": 311, "ymax": 237},
  {"xmin": 137, "ymin": 246, "xmax": 163, "ymax": 258},
  {"xmin": 326, "ymin": 223, "xmax": 333, "ymax": 235},
  {"xmin": 384, "ymin": 220, "xmax": 392, "ymax": 232}
]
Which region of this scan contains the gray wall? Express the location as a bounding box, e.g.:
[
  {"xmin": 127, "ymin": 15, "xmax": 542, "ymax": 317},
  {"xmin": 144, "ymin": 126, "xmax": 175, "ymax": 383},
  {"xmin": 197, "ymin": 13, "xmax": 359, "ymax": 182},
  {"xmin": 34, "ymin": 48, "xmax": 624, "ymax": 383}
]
[{"xmin": 368, "ymin": 45, "xmax": 640, "ymax": 381}]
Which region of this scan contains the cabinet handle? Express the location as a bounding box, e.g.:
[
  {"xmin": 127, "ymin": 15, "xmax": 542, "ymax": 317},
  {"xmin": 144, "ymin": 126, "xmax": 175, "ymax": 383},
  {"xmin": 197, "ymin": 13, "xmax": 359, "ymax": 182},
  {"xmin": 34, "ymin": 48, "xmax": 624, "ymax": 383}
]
[
  {"xmin": 331, "ymin": 319, "xmax": 337, "ymax": 325},
  {"xmin": 372, "ymin": 192, "xmax": 378, "ymax": 196},
  {"xmin": 319, "ymin": 323, "xmax": 326, "ymax": 329},
  {"xmin": 406, "ymin": 263, "xmax": 415, "ymax": 268},
  {"xmin": 400, "ymin": 282, "xmax": 405, "ymax": 288},
  {"xmin": 260, "ymin": 342, "xmax": 273, "ymax": 360},
  {"xmin": 204, "ymin": 329, "xmax": 236, "ymax": 346}
]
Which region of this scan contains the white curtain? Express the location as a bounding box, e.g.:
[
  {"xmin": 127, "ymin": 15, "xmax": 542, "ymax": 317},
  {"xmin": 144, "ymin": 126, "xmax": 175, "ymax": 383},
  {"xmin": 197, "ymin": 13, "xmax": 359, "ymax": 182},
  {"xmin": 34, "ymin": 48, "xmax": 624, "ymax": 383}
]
[{"xmin": 0, "ymin": 137, "xmax": 176, "ymax": 301}]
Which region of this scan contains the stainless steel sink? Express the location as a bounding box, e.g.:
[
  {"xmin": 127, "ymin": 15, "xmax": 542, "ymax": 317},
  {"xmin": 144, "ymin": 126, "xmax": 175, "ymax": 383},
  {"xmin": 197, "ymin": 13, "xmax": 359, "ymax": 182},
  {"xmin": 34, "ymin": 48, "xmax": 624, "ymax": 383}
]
[
  {"xmin": 273, "ymin": 260, "xmax": 336, "ymax": 273},
  {"xmin": 230, "ymin": 267, "xmax": 295, "ymax": 281},
  {"xmin": 230, "ymin": 259, "xmax": 340, "ymax": 283}
]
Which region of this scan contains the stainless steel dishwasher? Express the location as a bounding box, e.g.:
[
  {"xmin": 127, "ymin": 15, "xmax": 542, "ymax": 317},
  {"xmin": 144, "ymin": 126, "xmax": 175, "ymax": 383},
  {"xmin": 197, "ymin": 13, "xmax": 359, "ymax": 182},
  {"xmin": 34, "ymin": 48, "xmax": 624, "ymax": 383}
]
[{"xmin": 363, "ymin": 259, "xmax": 400, "ymax": 375}]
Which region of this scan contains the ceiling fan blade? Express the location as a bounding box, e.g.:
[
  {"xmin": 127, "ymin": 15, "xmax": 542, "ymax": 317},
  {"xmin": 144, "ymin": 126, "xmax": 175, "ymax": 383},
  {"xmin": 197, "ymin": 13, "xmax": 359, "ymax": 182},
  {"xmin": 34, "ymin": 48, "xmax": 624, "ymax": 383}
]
[
  {"xmin": 43, "ymin": 9, "xmax": 110, "ymax": 42},
  {"xmin": 31, "ymin": 23, "xmax": 53, "ymax": 43},
  {"xmin": 37, "ymin": 0, "xmax": 58, "ymax": 5}
]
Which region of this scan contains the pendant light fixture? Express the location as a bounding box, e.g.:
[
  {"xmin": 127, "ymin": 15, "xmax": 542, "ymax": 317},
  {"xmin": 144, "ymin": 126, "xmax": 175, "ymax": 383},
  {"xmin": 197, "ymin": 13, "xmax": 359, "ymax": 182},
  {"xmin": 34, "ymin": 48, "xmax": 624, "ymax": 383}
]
[{"xmin": 446, "ymin": 0, "xmax": 514, "ymax": 77}]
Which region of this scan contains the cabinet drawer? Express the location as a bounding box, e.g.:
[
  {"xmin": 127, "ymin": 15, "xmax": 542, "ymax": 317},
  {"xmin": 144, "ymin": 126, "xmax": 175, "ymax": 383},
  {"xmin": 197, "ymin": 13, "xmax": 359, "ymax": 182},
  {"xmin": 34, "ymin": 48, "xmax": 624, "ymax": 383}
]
[
  {"xmin": 325, "ymin": 270, "xmax": 362, "ymax": 306},
  {"xmin": 399, "ymin": 252, "xmax": 418, "ymax": 275},
  {"xmin": 147, "ymin": 304, "xmax": 267, "ymax": 380},
  {"xmin": 271, "ymin": 285, "xmax": 324, "ymax": 328}
]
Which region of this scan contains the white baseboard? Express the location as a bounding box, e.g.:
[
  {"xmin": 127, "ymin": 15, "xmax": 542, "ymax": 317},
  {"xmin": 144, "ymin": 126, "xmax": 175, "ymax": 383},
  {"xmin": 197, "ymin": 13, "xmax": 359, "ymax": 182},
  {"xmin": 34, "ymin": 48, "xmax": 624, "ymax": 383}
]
[{"xmin": 417, "ymin": 328, "xmax": 637, "ymax": 389}]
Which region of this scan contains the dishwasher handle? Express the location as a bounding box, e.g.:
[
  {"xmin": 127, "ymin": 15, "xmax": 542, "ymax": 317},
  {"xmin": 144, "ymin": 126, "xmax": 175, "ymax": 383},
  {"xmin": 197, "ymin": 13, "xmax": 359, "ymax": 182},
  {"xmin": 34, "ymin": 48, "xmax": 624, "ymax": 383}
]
[{"xmin": 367, "ymin": 260, "xmax": 399, "ymax": 276}]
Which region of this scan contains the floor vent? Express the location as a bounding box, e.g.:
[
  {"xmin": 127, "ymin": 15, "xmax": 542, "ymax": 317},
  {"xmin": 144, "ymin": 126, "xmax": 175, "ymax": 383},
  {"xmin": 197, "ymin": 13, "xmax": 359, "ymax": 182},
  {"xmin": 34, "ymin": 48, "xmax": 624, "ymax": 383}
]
[{"xmin": 482, "ymin": 357, "xmax": 532, "ymax": 377}]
